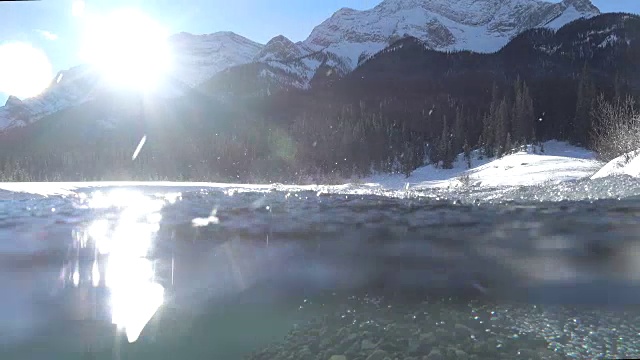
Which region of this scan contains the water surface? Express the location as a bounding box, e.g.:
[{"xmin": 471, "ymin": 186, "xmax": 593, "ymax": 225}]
[{"xmin": 1, "ymin": 177, "xmax": 640, "ymax": 359}]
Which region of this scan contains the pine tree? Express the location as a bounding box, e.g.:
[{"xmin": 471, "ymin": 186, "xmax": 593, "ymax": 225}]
[
  {"xmin": 453, "ymin": 105, "xmax": 464, "ymax": 155},
  {"xmin": 495, "ymin": 97, "xmax": 510, "ymax": 157},
  {"xmin": 481, "ymin": 83, "xmax": 500, "ymax": 158},
  {"xmin": 440, "ymin": 115, "xmax": 455, "ymax": 169},
  {"xmin": 401, "ymin": 143, "xmax": 414, "ymax": 178},
  {"xmin": 476, "ymin": 134, "xmax": 485, "ymax": 160},
  {"xmin": 573, "ymin": 63, "xmax": 596, "ymax": 146},
  {"xmin": 512, "ymin": 76, "xmax": 524, "ymax": 142},
  {"xmin": 481, "ymin": 113, "xmax": 494, "ymax": 158},
  {"xmin": 463, "ymin": 139, "xmax": 472, "ymax": 169},
  {"xmin": 511, "ymin": 77, "xmax": 534, "ymax": 145},
  {"xmin": 614, "ymin": 72, "xmax": 624, "ymax": 100},
  {"xmin": 521, "ymin": 81, "xmax": 534, "ymax": 142}
]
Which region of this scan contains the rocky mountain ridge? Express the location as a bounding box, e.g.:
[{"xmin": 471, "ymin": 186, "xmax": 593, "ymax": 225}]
[{"xmin": 0, "ymin": 0, "xmax": 600, "ymax": 131}]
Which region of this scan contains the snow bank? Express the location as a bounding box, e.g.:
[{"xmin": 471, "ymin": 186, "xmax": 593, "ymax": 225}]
[
  {"xmin": 591, "ymin": 149, "xmax": 640, "ymax": 179},
  {"xmin": 366, "ymin": 140, "xmax": 602, "ymax": 190},
  {"xmin": 0, "ymin": 141, "xmax": 604, "ymax": 197}
]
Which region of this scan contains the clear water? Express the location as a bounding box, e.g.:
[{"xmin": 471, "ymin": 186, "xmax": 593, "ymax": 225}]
[{"xmin": 1, "ymin": 177, "xmax": 640, "ymax": 359}]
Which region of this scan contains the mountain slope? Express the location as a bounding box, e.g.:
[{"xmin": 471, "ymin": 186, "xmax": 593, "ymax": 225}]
[
  {"xmin": 0, "ymin": 0, "xmax": 603, "ymax": 132},
  {"xmin": 170, "ymin": 31, "xmax": 264, "ymax": 87},
  {"xmin": 254, "ymin": 35, "xmax": 303, "ymax": 62},
  {"xmin": 303, "ymin": 0, "xmax": 600, "ymax": 66},
  {"xmin": 0, "ymin": 31, "xmax": 264, "ymax": 132},
  {"xmin": 213, "ymin": 0, "xmax": 600, "ymax": 96},
  {"xmin": 0, "ymin": 65, "xmax": 99, "ymax": 130}
]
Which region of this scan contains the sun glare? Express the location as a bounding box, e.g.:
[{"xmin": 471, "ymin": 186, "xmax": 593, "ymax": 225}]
[
  {"xmin": 64, "ymin": 189, "xmax": 179, "ymax": 343},
  {"xmin": 0, "ymin": 42, "xmax": 53, "ymax": 99},
  {"xmin": 72, "ymin": 0, "xmax": 85, "ymax": 17},
  {"xmin": 79, "ymin": 9, "xmax": 172, "ymax": 91}
]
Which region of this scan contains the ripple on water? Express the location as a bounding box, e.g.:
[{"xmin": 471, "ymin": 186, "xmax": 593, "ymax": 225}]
[{"xmin": 0, "ymin": 180, "xmax": 640, "ymax": 358}]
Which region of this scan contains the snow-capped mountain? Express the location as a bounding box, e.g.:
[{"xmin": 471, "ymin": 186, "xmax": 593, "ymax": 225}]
[
  {"xmin": 268, "ymin": 0, "xmax": 599, "ymax": 75},
  {"xmin": 0, "ymin": 0, "xmax": 601, "ymax": 131},
  {"xmin": 170, "ymin": 31, "xmax": 264, "ymax": 87},
  {"xmin": 254, "ymin": 35, "xmax": 303, "ymax": 62},
  {"xmin": 246, "ymin": 0, "xmax": 599, "ymax": 93},
  {"xmin": 0, "ymin": 65, "xmax": 100, "ymax": 130}
]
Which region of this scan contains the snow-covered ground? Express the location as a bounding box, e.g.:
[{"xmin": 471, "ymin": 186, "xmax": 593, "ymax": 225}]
[
  {"xmin": 366, "ymin": 140, "xmax": 603, "ymax": 190},
  {"xmin": 0, "ymin": 140, "xmax": 613, "ymax": 199},
  {"xmin": 591, "ymin": 149, "xmax": 640, "ymax": 179}
]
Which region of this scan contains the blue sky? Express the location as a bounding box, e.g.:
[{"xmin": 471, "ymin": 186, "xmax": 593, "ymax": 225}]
[{"xmin": 0, "ymin": 0, "xmax": 638, "ymax": 102}]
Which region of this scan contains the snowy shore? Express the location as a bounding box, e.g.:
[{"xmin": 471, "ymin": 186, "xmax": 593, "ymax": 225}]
[{"xmin": 365, "ymin": 141, "xmax": 603, "ymax": 191}]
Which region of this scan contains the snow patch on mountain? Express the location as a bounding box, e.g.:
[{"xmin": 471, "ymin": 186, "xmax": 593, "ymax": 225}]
[
  {"xmin": 0, "ymin": 32, "xmax": 265, "ymax": 131},
  {"xmin": 255, "ymin": 48, "xmax": 352, "ymax": 90},
  {"xmin": 257, "ymin": 62, "xmax": 311, "ymax": 89},
  {"xmin": 254, "ymin": 35, "xmax": 302, "ymax": 62},
  {"xmin": 545, "ymin": 4, "xmax": 584, "ymax": 29},
  {"xmin": 0, "ymin": 65, "xmax": 99, "ymax": 130},
  {"xmin": 169, "ymin": 31, "xmax": 264, "ymax": 87},
  {"xmin": 302, "ymin": 0, "xmax": 600, "ymax": 70},
  {"xmin": 544, "ymin": 0, "xmax": 600, "ymax": 30},
  {"xmin": 253, "ymin": 0, "xmax": 600, "ymax": 90}
]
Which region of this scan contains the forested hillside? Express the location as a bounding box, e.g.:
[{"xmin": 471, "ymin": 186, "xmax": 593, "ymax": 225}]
[{"xmin": 0, "ymin": 13, "xmax": 639, "ymax": 183}]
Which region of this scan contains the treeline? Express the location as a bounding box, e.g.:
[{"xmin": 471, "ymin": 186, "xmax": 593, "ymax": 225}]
[{"xmin": 0, "ymin": 64, "xmax": 634, "ymax": 183}]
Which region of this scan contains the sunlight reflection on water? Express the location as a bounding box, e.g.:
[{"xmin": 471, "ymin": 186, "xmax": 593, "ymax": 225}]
[
  {"xmin": 65, "ymin": 189, "xmax": 179, "ymax": 343},
  {"xmin": 4, "ymin": 184, "xmax": 640, "ymax": 358}
]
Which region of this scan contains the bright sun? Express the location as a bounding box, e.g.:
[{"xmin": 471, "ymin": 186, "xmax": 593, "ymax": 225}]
[
  {"xmin": 0, "ymin": 42, "xmax": 53, "ymax": 99},
  {"xmin": 79, "ymin": 9, "xmax": 172, "ymax": 91}
]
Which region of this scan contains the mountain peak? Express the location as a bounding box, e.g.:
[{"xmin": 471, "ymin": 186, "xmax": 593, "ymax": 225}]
[
  {"xmin": 170, "ymin": 31, "xmax": 262, "ymax": 44},
  {"xmin": 334, "ymin": 7, "xmax": 357, "ymax": 15},
  {"xmin": 562, "ymin": 0, "xmax": 600, "ymax": 13},
  {"xmin": 169, "ymin": 30, "xmax": 264, "ymax": 87},
  {"xmin": 255, "ymin": 35, "xmax": 302, "ymax": 62},
  {"xmin": 304, "ymin": 0, "xmax": 600, "ymax": 69},
  {"xmin": 266, "ymin": 35, "xmax": 294, "ymax": 45},
  {"xmin": 4, "ymin": 95, "xmax": 23, "ymax": 107}
]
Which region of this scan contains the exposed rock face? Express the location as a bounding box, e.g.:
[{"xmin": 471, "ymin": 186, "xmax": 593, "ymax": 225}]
[
  {"xmin": 255, "ymin": 35, "xmax": 302, "ymax": 62},
  {"xmin": 302, "ymin": 0, "xmax": 601, "ymax": 68},
  {"xmin": 247, "ymin": 0, "xmax": 599, "ymax": 92},
  {"xmin": 4, "ymin": 95, "xmax": 23, "ymax": 107}
]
